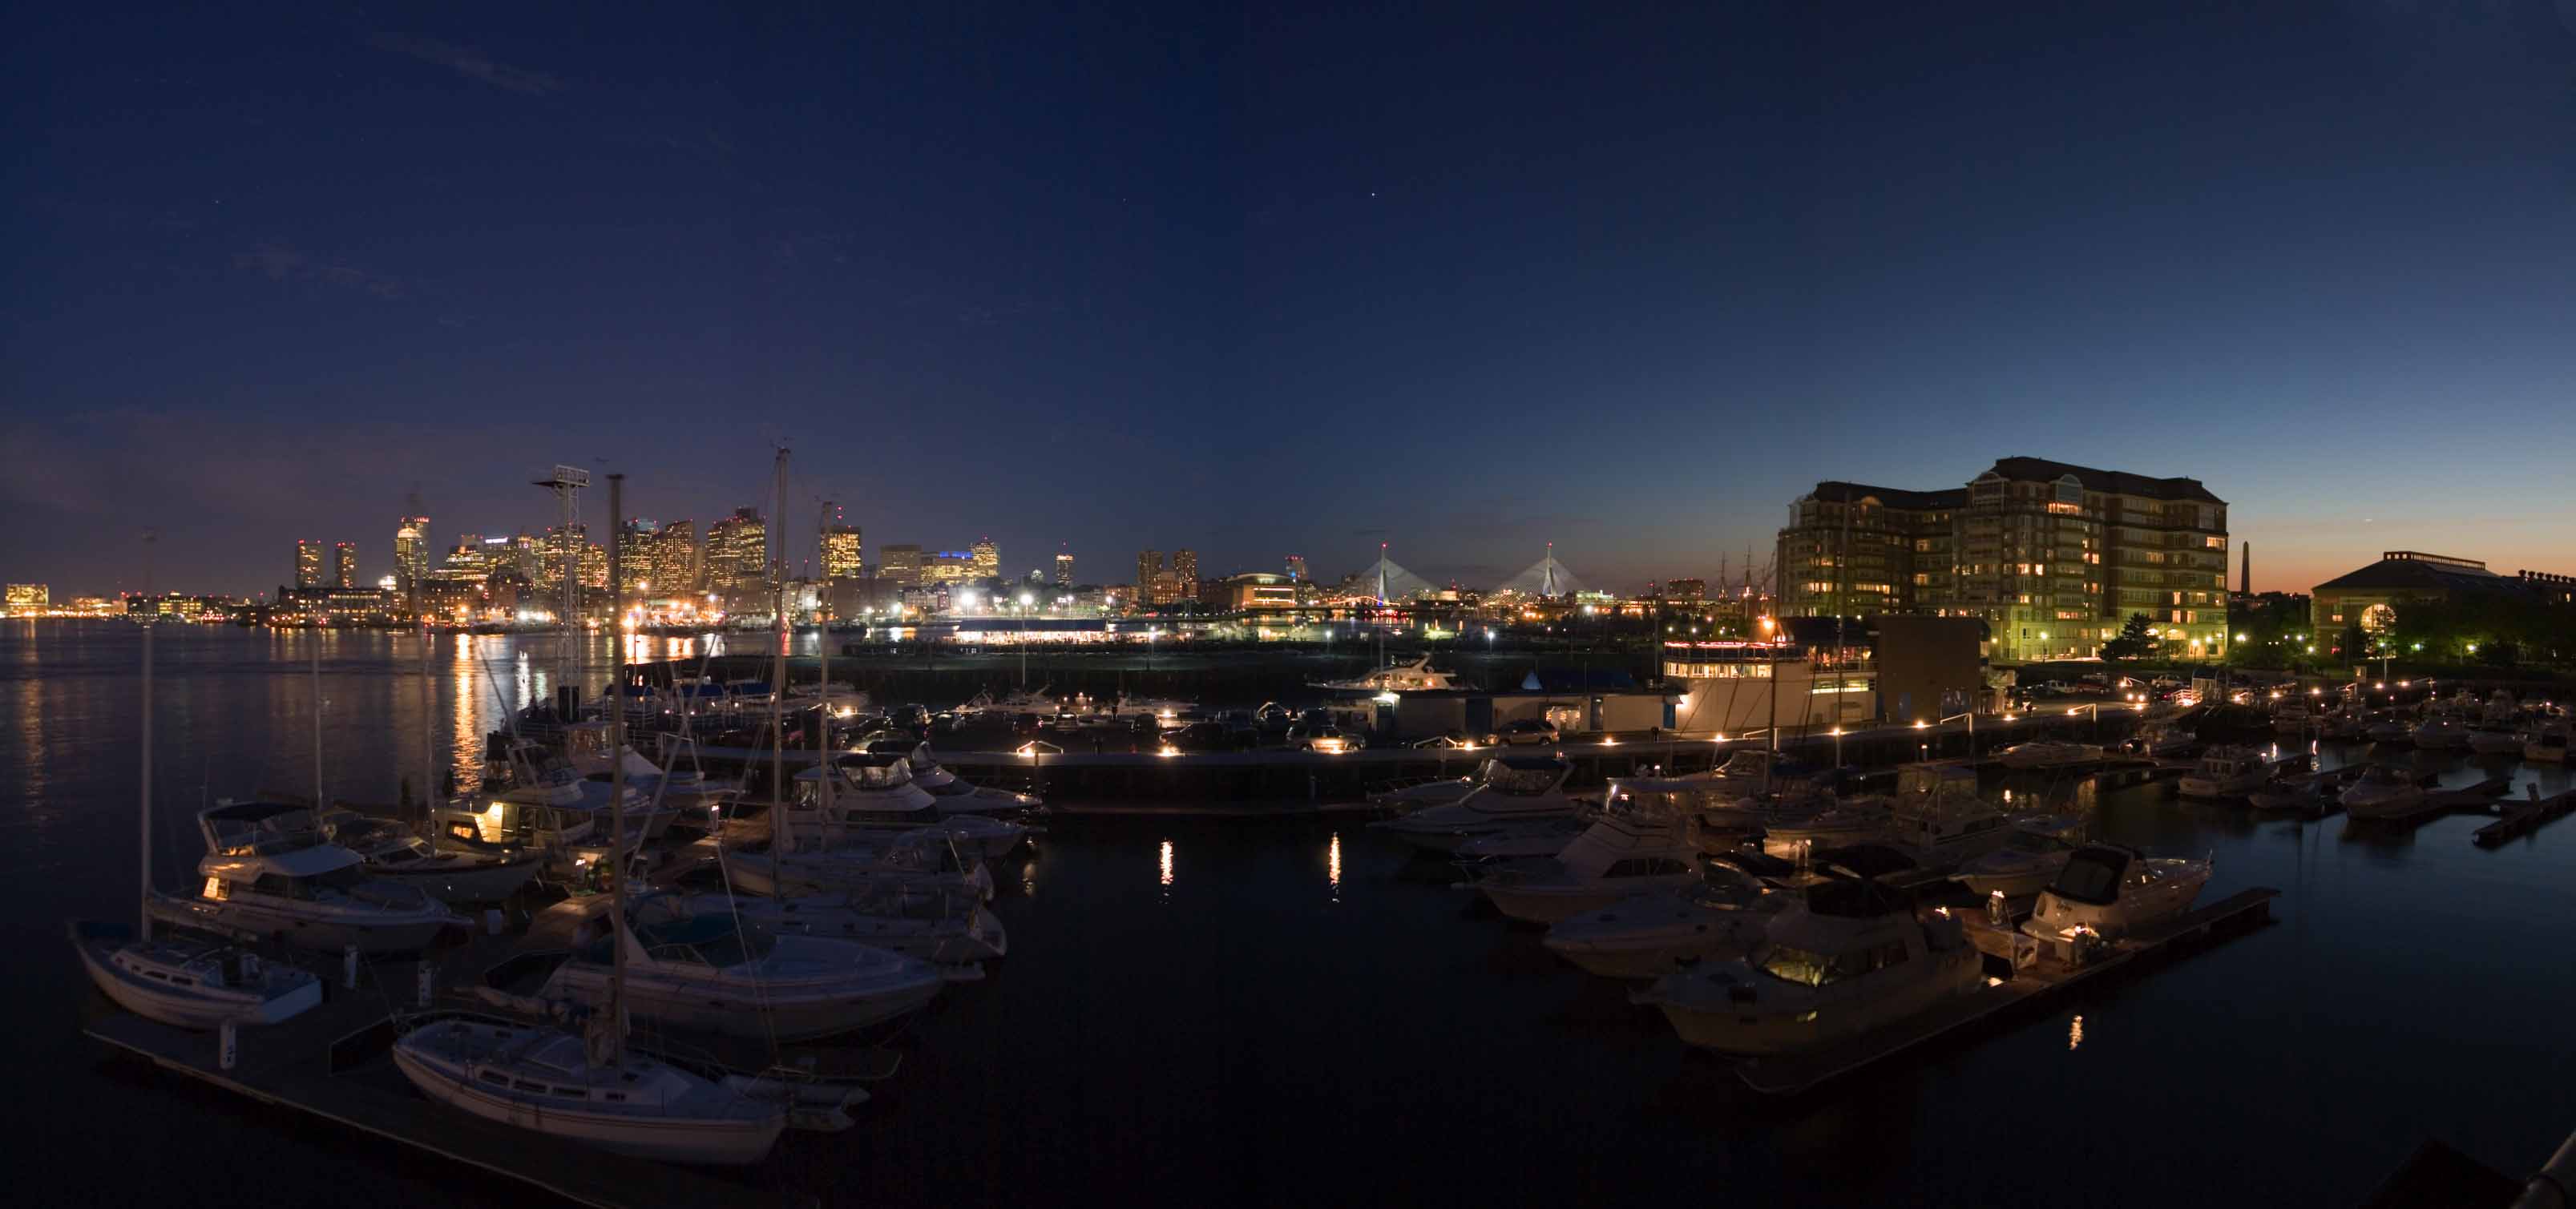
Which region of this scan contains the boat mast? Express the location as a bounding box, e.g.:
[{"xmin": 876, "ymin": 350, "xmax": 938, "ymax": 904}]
[
  {"xmin": 769, "ymin": 446, "xmax": 789, "ymax": 839},
  {"xmin": 312, "ymin": 629, "xmax": 324, "ymax": 808},
  {"xmin": 605, "ymin": 473, "xmax": 628, "ymax": 1059},
  {"xmin": 817, "ymin": 498, "xmax": 832, "ymax": 824},
  {"xmin": 138, "ymin": 530, "xmax": 155, "ymax": 941},
  {"xmin": 419, "ymin": 615, "xmax": 434, "ymax": 828}
]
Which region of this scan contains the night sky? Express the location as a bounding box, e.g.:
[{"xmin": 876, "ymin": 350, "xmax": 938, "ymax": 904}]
[{"xmin": 6, "ymin": 2, "xmax": 2574, "ymax": 599}]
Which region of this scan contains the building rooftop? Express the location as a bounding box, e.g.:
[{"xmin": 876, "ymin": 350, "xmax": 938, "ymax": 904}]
[
  {"xmin": 1982, "ymin": 457, "xmax": 2226, "ymax": 504},
  {"xmin": 1804, "ymin": 482, "xmax": 1968, "ymax": 510},
  {"xmin": 2314, "ymin": 552, "xmax": 2509, "ymax": 594}
]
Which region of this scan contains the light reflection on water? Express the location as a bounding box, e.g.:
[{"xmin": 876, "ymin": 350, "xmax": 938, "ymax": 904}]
[
  {"xmin": 1327, "ymin": 832, "xmax": 1342, "ymax": 901},
  {"xmin": 1158, "ymin": 838, "xmax": 1174, "ymax": 890}
]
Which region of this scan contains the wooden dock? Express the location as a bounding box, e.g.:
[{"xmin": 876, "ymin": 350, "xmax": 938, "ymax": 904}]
[
  {"xmin": 1736, "ymin": 887, "xmax": 2279, "ymax": 1095},
  {"xmin": 2347, "ymin": 776, "xmax": 2513, "ymax": 828},
  {"xmin": 2473, "ymin": 788, "xmax": 2575, "ymax": 847},
  {"xmin": 79, "ymin": 932, "xmax": 776, "ymax": 1209}
]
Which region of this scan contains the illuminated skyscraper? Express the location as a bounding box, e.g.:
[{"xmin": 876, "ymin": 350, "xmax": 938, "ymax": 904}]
[
  {"xmin": 1285, "ymin": 554, "xmax": 1306, "ymax": 582},
  {"xmin": 707, "ymin": 508, "xmax": 768, "ymax": 590},
  {"xmin": 1137, "ymin": 550, "xmax": 1164, "ymax": 603},
  {"xmin": 971, "ymin": 538, "xmax": 999, "ymax": 580},
  {"xmin": 649, "ymin": 520, "xmax": 697, "ymax": 594},
  {"xmin": 394, "ymin": 515, "xmax": 430, "ymax": 601},
  {"xmin": 1053, "ymin": 548, "xmax": 1074, "ymax": 586},
  {"xmin": 822, "ymin": 502, "xmax": 862, "ymax": 582},
  {"xmin": 879, "ymin": 544, "xmax": 924, "ymax": 587},
  {"xmin": 332, "ymin": 542, "xmax": 357, "ymax": 590},
  {"xmin": 617, "ymin": 519, "xmax": 655, "ymax": 595},
  {"xmin": 295, "ymin": 539, "xmax": 323, "ymax": 589},
  {"xmin": 1172, "ymin": 549, "xmax": 1198, "ymax": 602}
]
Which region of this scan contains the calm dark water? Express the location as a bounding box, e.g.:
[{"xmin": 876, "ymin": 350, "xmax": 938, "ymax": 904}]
[{"xmin": 8, "ymin": 620, "xmax": 2574, "ymax": 1207}]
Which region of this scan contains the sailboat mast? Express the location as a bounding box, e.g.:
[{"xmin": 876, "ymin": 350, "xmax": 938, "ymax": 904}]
[
  {"xmin": 606, "ymin": 473, "xmax": 628, "ymax": 1042},
  {"xmin": 769, "ymin": 447, "xmax": 788, "ymax": 825},
  {"xmin": 311, "ymin": 633, "xmax": 324, "ymax": 808},
  {"xmin": 137, "ymin": 550, "xmax": 155, "ymax": 941},
  {"xmin": 419, "ymin": 616, "xmax": 434, "ymax": 828},
  {"xmin": 817, "ymin": 498, "xmax": 833, "ymax": 822}
]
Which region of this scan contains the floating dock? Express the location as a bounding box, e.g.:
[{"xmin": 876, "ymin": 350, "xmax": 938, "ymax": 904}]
[
  {"xmin": 1736, "ymin": 887, "xmax": 2279, "ymax": 1095},
  {"xmin": 2473, "ymin": 788, "xmax": 2575, "ymax": 847},
  {"xmin": 79, "ymin": 929, "xmax": 777, "ymax": 1209},
  {"xmin": 2346, "ymin": 776, "xmax": 2513, "ymax": 828}
]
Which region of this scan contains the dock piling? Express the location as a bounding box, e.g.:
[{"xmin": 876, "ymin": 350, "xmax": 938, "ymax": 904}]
[
  {"xmin": 217, "ymin": 1021, "xmax": 236, "ymax": 1071},
  {"xmin": 341, "ymin": 944, "xmax": 357, "ymax": 989}
]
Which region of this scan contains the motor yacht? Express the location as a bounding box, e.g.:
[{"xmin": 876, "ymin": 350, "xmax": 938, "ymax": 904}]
[
  {"xmin": 2177, "ymin": 746, "xmax": 2277, "ymax": 800},
  {"xmin": 1634, "ymin": 875, "xmax": 1979, "ymax": 1054},
  {"xmin": 1756, "ymin": 800, "xmax": 1895, "ymax": 860},
  {"xmin": 724, "ymin": 828, "xmax": 995, "ymax": 901},
  {"xmin": 2267, "ymin": 707, "xmax": 2316, "ymax": 739},
  {"xmin": 1880, "ymin": 764, "xmax": 2013, "ymax": 860},
  {"xmin": 394, "ymin": 1014, "xmax": 785, "ymax": 1164},
  {"xmin": 958, "ymin": 686, "xmax": 1056, "ymax": 716},
  {"xmin": 1369, "ymin": 776, "xmax": 1482, "ymax": 814},
  {"xmin": 1452, "ymin": 816, "xmax": 1591, "ymax": 860},
  {"xmin": 785, "ymin": 755, "xmax": 1027, "ymax": 860},
  {"xmin": 2467, "ymin": 727, "xmax": 2526, "ymax": 756},
  {"xmin": 2526, "ymin": 720, "xmax": 2571, "ymax": 764},
  {"xmin": 1539, "ymin": 868, "xmax": 1776, "ymax": 978},
  {"xmin": 869, "ymin": 740, "xmax": 1043, "ymax": 817},
  {"xmin": 321, "ymin": 812, "xmax": 544, "ymax": 903},
  {"xmin": 1367, "ymin": 756, "xmax": 1582, "ymax": 854},
  {"xmin": 152, "ymin": 801, "xmax": 465, "ymax": 953},
  {"xmin": 540, "ymin": 893, "xmax": 944, "ymax": 1042},
  {"xmin": 2248, "ymin": 774, "xmax": 2342, "ymax": 814},
  {"xmin": 1466, "ymin": 791, "xmax": 1704, "ymax": 923},
  {"xmin": 2411, "ymin": 715, "xmax": 2471, "ymax": 751},
  {"xmin": 1311, "ymin": 654, "xmax": 1460, "ymax": 695},
  {"xmin": 490, "ymin": 740, "xmax": 684, "ymax": 841},
  {"xmin": 2126, "ymin": 720, "xmax": 2196, "ymax": 758},
  {"xmin": 2364, "ymin": 713, "xmax": 2415, "ymax": 744},
  {"xmin": 1951, "ymin": 816, "xmax": 2086, "ymax": 897},
  {"xmin": 2019, "ymin": 844, "xmax": 2210, "ymax": 942},
  {"xmin": 685, "ymin": 884, "xmax": 1007, "ymax": 972},
  {"xmin": 2340, "ymin": 764, "xmax": 2429, "ymax": 817},
  {"xmin": 1995, "ymin": 741, "xmax": 2106, "ymax": 770}
]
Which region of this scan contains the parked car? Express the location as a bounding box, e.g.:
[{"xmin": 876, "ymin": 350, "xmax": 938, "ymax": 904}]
[
  {"xmin": 1486, "ymin": 719, "xmax": 1560, "ymax": 747},
  {"xmin": 1297, "ymin": 726, "xmax": 1365, "ymax": 754}
]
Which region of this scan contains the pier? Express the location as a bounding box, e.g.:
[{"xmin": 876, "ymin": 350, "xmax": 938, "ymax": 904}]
[
  {"xmin": 79, "ymin": 929, "xmax": 777, "ymax": 1209},
  {"xmin": 2473, "ymin": 788, "xmax": 2576, "ymax": 847},
  {"xmin": 1738, "ymin": 888, "xmax": 2280, "ymax": 1095}
]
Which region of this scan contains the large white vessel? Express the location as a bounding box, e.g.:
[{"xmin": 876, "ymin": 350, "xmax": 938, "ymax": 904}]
[
  {"xmin": 539, "ymin": 893, "xmax": 945, "ymax": 1042},
  {"xmin": 2340, "ymin": 764, "xmax": 2428, "ymax": 816},
  {"xmin": 870, "ymin": 740, "xmax": 1043, "ymax": 817},
  {"xmin": 1634, "ymin": 877, "xmax": 1980, "ymax": 1054},
  {"xmin": 784, "ymin": 756, "xmax": 1027, "ymax": 860},
  {"xmin": 686, "ymin": 884, "xmax": 1007, "ymax": 972},
  {"xmin": 322, "ymin": 811, "xmax": 545, "ymax": 903},
  {"xmin": 1467, "ymin": 791, "xmax": 1703, "ymax": 924},
  {"xmin": 1540, "ymin": 870, "xmax": 1776, "ymax": 978},
  {"xmin": 1311, "ymin": 654, "xmax": 1460, "ymax": 695},
  {"xmin": 2177, "ymin": 746, "xmax": 2276, "ymax": 800},
  {"xmin": 1881, "ymin": 764, "xmax": 2011, "ymax": 860},
  {"xmin": 1366, "ymin": 757, "xmax": 1581, "ymax": 853},
  {"xmin": 151, "ymin": 801, "xmax": 464, "ymax": 953},
  {"xmin": 1952, "ymin": 816, "xmax": 2087, "ymax": 898},
  {"xmin": 2020, "ymin": 844, "xmax": 2210, "ymax": 942}
]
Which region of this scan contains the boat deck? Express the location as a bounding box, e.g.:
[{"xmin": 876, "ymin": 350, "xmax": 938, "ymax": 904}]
[
  {"xmin": 80, "ymin": 929, "xmax": 775, "ymax": 1209},
  {"xmin": 1737, "ymin": 887, "xmax": 2279, "ymax": 1095}
]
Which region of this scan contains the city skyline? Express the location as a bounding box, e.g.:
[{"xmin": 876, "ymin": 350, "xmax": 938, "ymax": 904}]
[{"xmin": 7, "ymin": 5, "xmax": 2574, "ymax": 598}]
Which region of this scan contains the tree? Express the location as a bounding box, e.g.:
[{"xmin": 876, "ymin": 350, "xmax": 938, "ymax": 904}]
[{"xmin": 2101, "ymin": 612, "xmax": 2159, "ymax": 662}]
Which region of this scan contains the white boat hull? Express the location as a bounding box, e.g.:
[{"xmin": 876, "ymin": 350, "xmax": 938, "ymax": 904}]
[
  {"xmin": 392, "ymin": 1034, "xmax": 781, "ymax": 1165},
  {"xmin": 1648, "ymin": 948, "xmax": 1980, "ymax": 1054},
  {"xmin": 70, "ymin": 924, "xmax": 322, "ymax": 1030},
  {"xmin": 148, "ymin": 893, "xmax": 458, "ymax": 953}
]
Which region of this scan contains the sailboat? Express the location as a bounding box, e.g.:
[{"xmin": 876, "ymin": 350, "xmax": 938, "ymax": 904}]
[
  {"xmin": 71, "ymin": 602, "xmax": 323, "ymax": 1029},
  {"xmin": 392, "ymin": 468, "xmax": 786, "ymax": 1164}
]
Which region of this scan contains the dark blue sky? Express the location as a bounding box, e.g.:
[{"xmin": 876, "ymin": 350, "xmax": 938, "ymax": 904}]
[{"xmin": 6, "ymin": 2, "xmax": 2573, "ymax": 598}]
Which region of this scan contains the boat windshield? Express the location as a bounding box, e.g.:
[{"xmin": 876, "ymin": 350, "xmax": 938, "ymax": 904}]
[
  {"xmin": 1484, "ymin": 764, "xmax": 1565, "ymax": 796},
  {"xmin": 2002, "ymin": 831, "xmax": 2073, "ymax": 855},
  {"xmin": 2048, "ymin": 852, "xmax": 2125, "ymax": 905},
  {"xmin": 1754, "ymin": 944, "xmax": 1839, "ymax": 987},
  {"xmin": 921, "ymin": 780, "xmax": 974, "ymax": 797}
]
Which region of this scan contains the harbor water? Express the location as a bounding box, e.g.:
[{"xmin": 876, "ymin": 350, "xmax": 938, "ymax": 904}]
[{"xmin": 6, "ymin": 621, "xmax": 2573, "ymax": 1206}]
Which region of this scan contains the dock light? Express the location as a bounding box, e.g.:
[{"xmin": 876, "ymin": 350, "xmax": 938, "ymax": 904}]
[
  {"xmin": 1712, "ymin": 732, "xmax": 1727, "ymax": 743},
  {"xmin": 1914, "ymin": 720, "xmax": 1928, "ymax": 729},
  {"xmin": 2400, "ymin": 679, "xmax": 2412, "ymax": 688},
  {"xmin": 2069, "ymin": 707, "xmax": 2083, "ymax": 715},
  {"xmin": 2235, "ymin": 633, "xmax": 2248, "ymax": 642},
  {"xmin": 1157, "ymin": 745, "xmax": 1179, "ymax": 757},
  {"xmin": 2304, "ymin": 645, "xmax": 2315, "ymax": 653},
  {"xmin": 2004, "ymin": 714, "xmax": 2017, "ymax": 722},
  {"xmin": 1830, "ymin": 727, "xmax": 1842, "ymax": 736},
  {"xmin": 2376, "ymin": 681, "xmax": 2386, "ymax": 690}
]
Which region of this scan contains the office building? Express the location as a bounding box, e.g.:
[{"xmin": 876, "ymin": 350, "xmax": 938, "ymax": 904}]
[
  {"xmin": 1053, "ymin": 548, "xmax": 1074, "ymax": 586},
  {"xmin": 1776, "ymin": 457, "xmax": 2229, "ymax": 663},
  {"xmin": 394, "ymin": 515, "xmax": 430, "ymax": 602},
  {"xmin": 1173, "ymin": 549, "xmax": 1198, "ymax": 602},
  {"xmin": 4, "ymin": 584, "xmax": 46, "ymax": 616},
  {"xmin": 649, "ymin": 520, "xmax": 698, "ymax": 594},
  {"xmin": 822, "ymin": 504, "xmax": 862, "ymax": 582},
  {"xmin": 617, "ymin": 520, "xmax": 656, "ymax": 596},
  {"xmin": 880, "ymin": 544, "xmax": 925, "ymax": 587},
  {"xmin": 295, "ymin": 539, "xmax": 324, "ymax": 589},
  {"xmin": 332, "ymin": 542, "xmax": 357, "ymax": 590},
  {"xmin": 923, "ymin": 551, "xmax": 979, "ymax": 584},
  {"xmin": 1285, "ymin": 554, "xmax": 1307, "ymax": 582},
  {"xmin": 971, "ymin": 538, "xmax": 999, "ymax": 580},
  {"xmin": 707, "ymin": 508, "xmax": 768, "ymax": 591}
]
